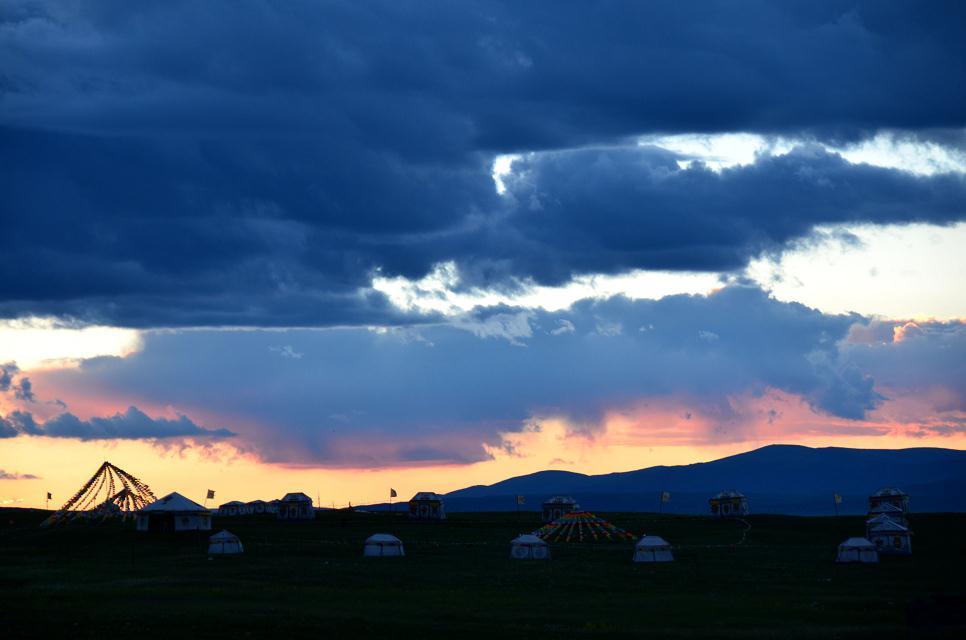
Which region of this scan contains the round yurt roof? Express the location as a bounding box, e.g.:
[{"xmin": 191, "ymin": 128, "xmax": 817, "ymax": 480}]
[
  {"xmin": 867, "ymin": 518, "xmax": 910, "ymax": 533},
  {"xmin": 840, "ymin": 537, "xmax": 875, "ymax": 548},
  {"xmin": 209, "ymin": 529, "xmax": 239, "ymax": 542},
  {"xmin": 410, "ymin": 492, "xmax": 444, "ymax": 501},
  {"xmin": 366, "ymin": 533, "xmax": 402, "ymax": 544},
  {"xmin": 872, "ymin": 487, "xmax": 907, "ymax": 497},
  {"xmin": 139, "ymin": 492, "xmax": 208, "ymax": 513},
  {"xmin": 281, "ymin": 492, "xmax": 312, "ymax": 502},
  {"xmin": 869, "ymin": 502, "xmax": 904, "ymax": 513},
  {"xmin": 636, "ymin": 535, "xmax": 670, "ymax": 547},
  {"xmin": 711, "ymin": 490, "xmax": 745, "ymax": 499},
  {"xmin": 512, "ymin": 534, "xmax": 547, "ymax": 545}
]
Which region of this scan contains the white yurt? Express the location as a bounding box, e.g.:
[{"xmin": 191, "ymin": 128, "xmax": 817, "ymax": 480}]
[
  {"xmin": 136, "ymin": 492, "xmax": 212, "ymax": 532},
  {"xmin": 866, "ymin": 516, "xmax": 913, "ymax": 555},
  {"xmin": 632, "ymin": 535, "xmax": 674, "ymax": 562},
  {"xmin": 363, "ymin": 533, "xmax": 405, "ymax": 557},
  {"xmin": 510, "ymin": 534, "xmax": 550, "ymax": 560},
  {"xmin": 836, "ymin": 537, "xmax": 879, "ymax": 563},
  {"xmin": 208, "ymin": 530, "xmax": 243, "ymax": 555}
]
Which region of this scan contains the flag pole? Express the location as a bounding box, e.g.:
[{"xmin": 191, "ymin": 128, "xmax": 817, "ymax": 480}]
[{"xmin": 658, "ymin": 489, "xmax": 663, "ymax": 514}]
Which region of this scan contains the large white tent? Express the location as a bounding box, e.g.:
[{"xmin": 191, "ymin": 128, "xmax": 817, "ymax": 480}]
[
  {"xmin": 632, "ymin": 535, "xmax": 674, "ymax": 562},
  {"xmin": 836, "ymin": 537, "xmax": 878, "ymax": 563},
  {"xmin": 208, "ymin": 530, "xmax": 243, "ymax": 555},
  {"xmin": 136, "ymin": 492, "xmax": 212, "ymax": 532},
  {"xmin": 510, "ymin": 534, "xmax": 550, "ymax": 560},
  {"xmin": 363, "ymin": 533, "xmax": 405, "ymax": 557}
]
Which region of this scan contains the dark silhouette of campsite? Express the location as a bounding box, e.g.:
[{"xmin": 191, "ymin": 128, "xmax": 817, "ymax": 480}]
[{"xmin": 2, "ymin": 444, "xmax": 965, "ymax": 638}]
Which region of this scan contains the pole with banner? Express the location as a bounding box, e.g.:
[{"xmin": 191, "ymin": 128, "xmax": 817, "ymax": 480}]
[
  {"xmin": 204, "ymin": 489, "xmax": 215, "ymax": 509},
  {"xmin": 516, "ymin": 495, "xmax": 525, "ymax": 517},
  {"xmin": 46, "ymin": 492, "xmax": 51, "ymax": 511},
  {"xmin": 389, "ymin": 488, "xmax": 397, "ymax": 517},
  {"xmin": 659, "ymin": 490, "xmax": 671, "ymax": 514},
  {"xmin": 833, "ymin": 492, "xmax": 842, "ymax": 516}
]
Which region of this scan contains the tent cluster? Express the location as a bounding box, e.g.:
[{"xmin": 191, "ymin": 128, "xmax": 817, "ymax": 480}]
[
  {"xmin": 837, "ymin": 487, "xmax": 913, "ymax": 563},
  {"xmin": 532, "ymin": 511, "xmax": 636, "ymax": 543}
]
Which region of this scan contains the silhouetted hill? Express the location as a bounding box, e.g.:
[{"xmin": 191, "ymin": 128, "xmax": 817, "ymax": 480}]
[{"xmin": 439, "ymin": 445, "xmax": 966, "ymax": 515}]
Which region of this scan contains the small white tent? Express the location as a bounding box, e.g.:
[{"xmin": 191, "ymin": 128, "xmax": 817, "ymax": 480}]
[
  {"xmin": 633, "ymin": 535, "xmax": 674, "ymax": 562},
  {"xmin": 836, "ymin": 537, "xmax": 878, "ymax": 563},
  {"xmin": 364, "ymin": 533, "xmax": 404, "ymax": 557},
  {"xmin": 208, "ymin": 530, "xmax": 243, "ymax": 555},
  {"xmin": 510, "ymin": 534, "xmax": 550, "ymax": 560}
]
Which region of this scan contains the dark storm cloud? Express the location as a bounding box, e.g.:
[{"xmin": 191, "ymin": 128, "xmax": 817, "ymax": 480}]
[
  {"xmin": 0, "ymin": 406, "xmax": 235, "ymax": 440},
  {"xmin": 1, "ymin": 1, "xmax": 965, "ymax": 326},
  {"xmin": 32, "ymin": 286, "xmax": 957, "ymax": 466}
]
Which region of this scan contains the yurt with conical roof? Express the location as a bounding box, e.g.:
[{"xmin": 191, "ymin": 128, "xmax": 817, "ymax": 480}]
[
  {"xmin": 866, "ymin": 516, "xmax": 912, "ymax": 555},
  {"xmin": 868, "ymin": 487, "xmax": 909, "ymax": 514},
  {"xmin": 709, "ymin": 490, "xmax": 749, "ymax": 517},
  {"xmin": 633, "ymin": 535, "xmax": 674, "ymax": 562},
  {"xmin": 837, "ymin": 537, "xmax": 878, "ymax": 563},
  {"xmin": 510, "ymin": 534, "xmax": 550, "ymax": 560},
  {"xmin": 364, "ymin": 533, "xmax": 405, "ymax": 557},
  {"xmin": 276, "ymin": 492, "xmax": 314, "ymax": 520},
  {"xmin": 408, "ymin": 492, "xmax": 446, "ymax": 520},
  {"xmin": 136, "ymin": 492, "xmax": 212, "ymax": 532},
  {"xmin": 542, "ymin": 496, "xmax": 579, "ymax": 522},
  {"xmin": 208, "ymin": 530, "xmax": 243, "ymax": 555}
]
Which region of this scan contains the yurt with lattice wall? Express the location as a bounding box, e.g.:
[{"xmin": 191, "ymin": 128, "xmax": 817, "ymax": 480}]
[
  {"xmin": 866, "ymin": 516, "xmax": 913, "ymax": 556},
  {"xmin": 208, "ymin": 530, "xmax": 243, "ymax": 555},
  {"xmin": 837, "ymin": 537, "xmax": 878, "ymax": 563},
  {"xmin": 364, "ymin": 533, "xmax": 405, "ymax": 557},
  {"xmin": 276, "ymin": 492, "xmax": 314, "ymax": 520},
  {"xmin": 408, "ymin": 492, "xmax": 446, "ymax": 520},
  {"xmin": 542, "ymin": 496, "xmax": 579, "ymax": 522},
  {"xmin": 709, "ymin": 490, "xmax": 749, "ymax": 517},
  {"xmin": 136, "ymin": 492, "xmax": 212, "ymax": 532},
  {"xmin": 510, "ymin": 534, "xmax": 550, "ymax": 560},
  {"xmin": 633, "ymin": 535, "xmax": 674, "ymax": 562}
]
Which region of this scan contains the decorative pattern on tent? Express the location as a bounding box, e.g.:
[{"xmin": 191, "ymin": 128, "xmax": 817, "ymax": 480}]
[
  {"xmin": 43, "ymin": 461, "xmax": 156, "ymax": 526},
  {"xmin": 532, "ymin": 511, "xmax": 635, "ymax": 543}
]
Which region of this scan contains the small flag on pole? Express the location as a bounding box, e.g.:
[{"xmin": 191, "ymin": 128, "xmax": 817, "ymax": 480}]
[
  {"xmin": 206, "ymin": 489, "xmax": 215, "ymax": 500},
  {"xmin": 833, "ymin": 493, "xmax": 842, "ymax": 504},
  {"xmin": 661, "ymin": 491, "xmax": 671, "ymax": 503},
  {"xmin": 516, "ymin": 495, "xmax": 526, "ymax": 505},
  {"xmin": 390, "ymin": 488, "xmax": 397, "ymax": 498},
  {"xmin": 47, "ymin": 492, "xmax": 52, "ymax": 500}
]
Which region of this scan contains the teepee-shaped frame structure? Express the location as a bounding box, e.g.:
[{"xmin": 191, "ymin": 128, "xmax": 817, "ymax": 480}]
[
  {"xmin": 532, "ymin": 511, "xmax": 635, "ymax": 543},
  {"xmin": 43, "ymin": 461, "xmax": 156, "ymax": 526}
]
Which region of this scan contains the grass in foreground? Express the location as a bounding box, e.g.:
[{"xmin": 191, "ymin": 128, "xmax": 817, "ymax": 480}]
[{"xmin": 1, "ymin": 509, "xmax": 963, "ymax": 639}]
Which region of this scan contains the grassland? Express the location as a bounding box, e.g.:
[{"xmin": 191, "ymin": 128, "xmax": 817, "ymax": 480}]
[{"xmin": 1, "ymin": 508, "xmax": 963, "ymax": 638}]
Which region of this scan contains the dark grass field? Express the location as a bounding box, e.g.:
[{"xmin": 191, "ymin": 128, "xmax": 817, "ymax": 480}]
[{"xmin": 1, "ymin": 508, "xmax": 963, "ymax": 639}]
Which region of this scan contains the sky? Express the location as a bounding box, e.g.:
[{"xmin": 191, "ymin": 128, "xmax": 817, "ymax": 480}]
[{"xmin": 1, "ymin": 1, "xmax": 965, "ymax": 509}]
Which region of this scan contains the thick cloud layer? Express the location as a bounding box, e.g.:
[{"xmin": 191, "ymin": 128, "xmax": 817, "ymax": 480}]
[
  {"xmin": 1, "ymin": 2, "xmax": 965, "ymax": 326},
  {"xmin": 0, "ymin": 406, "xmax": 234, "ymax": 441},
  {"xmin": 26, "ymin": 287, "xmax": 964, "ymax": 466}
]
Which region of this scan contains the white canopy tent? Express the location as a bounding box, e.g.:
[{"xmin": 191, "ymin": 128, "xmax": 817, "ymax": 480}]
[
  {"xmin": 208, "ymin": 530, "xmax": 243, "ymax": 555},
  {"xmin": 510, "ymin": 534, "xmax": 550, "ymax": 560},
  {"xmin": 836, "ymin": 537, "xmax": 878, "ymax": 563},
  {"xmin": 633, "ymin": 535, "xmax": 674, "ymax": 562},
  {"xmin": 364, "ymin": 533, "xmax": 405, "ymax": 557}
]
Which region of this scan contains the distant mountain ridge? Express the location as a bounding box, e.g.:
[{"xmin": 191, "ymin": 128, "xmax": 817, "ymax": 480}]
[{"xmin": 436, "ymin": 445, "xmax": 966, "ymax": 515}]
